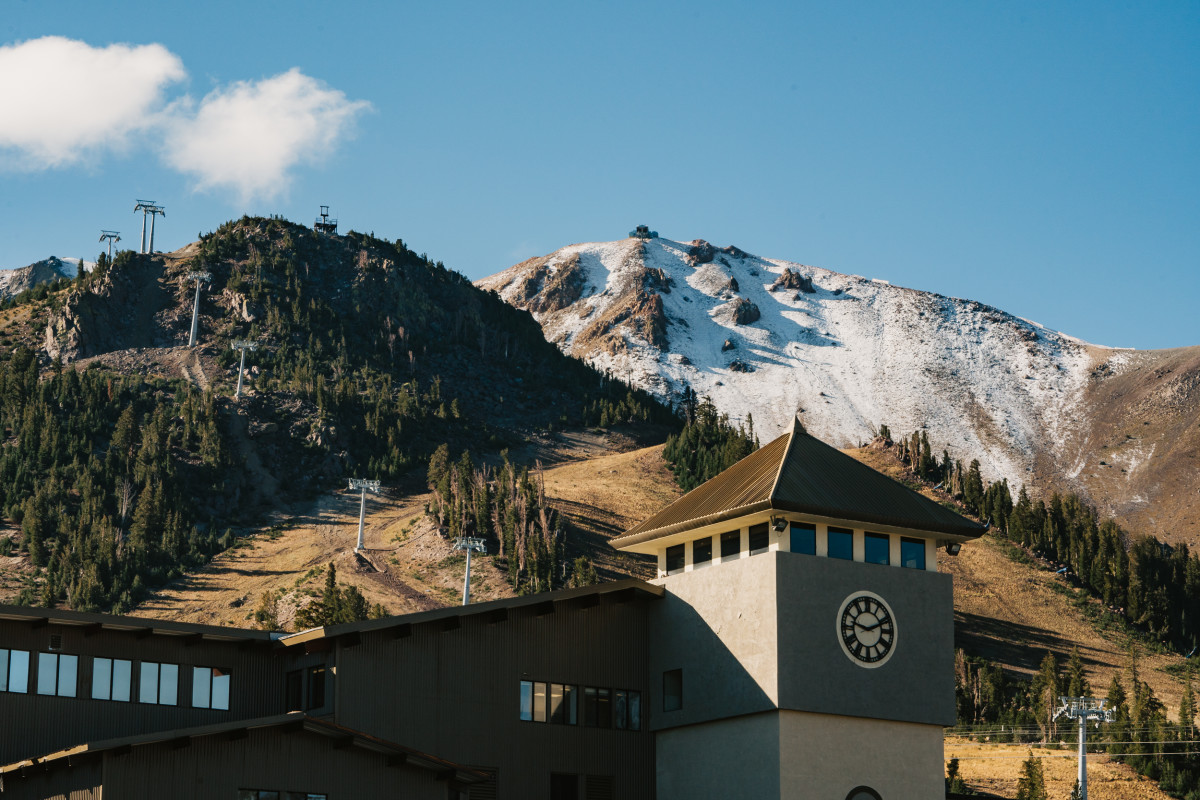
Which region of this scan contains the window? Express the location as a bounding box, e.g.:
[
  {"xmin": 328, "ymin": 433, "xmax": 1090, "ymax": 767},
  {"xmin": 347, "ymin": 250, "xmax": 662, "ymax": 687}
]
[
  {"xmin": 720, "ymin": 530, "xmax": 741, "ymax": 560},
  {"xmin": 748, "ymin": 523, "xmax": 770, "ymax": 555},
  {"xmin": 0, "ymin": 649, "xmax": 30, "ymax": 694},
  {"xmin": 307, "ymin": 665, "xmax": 326, "ymax": 709},
  {"xmin": 550, "ymin": 683, "xmax": 577, "ymax": 724},
  {"xmin": 827, "ymin": 527, "xmax": 853, "ymax": 560},
  {"xmin": 92, "ymin": 658, "xmax": 132, "ymax": 702},
  {"xmin": 864, "ymin": 532, "xmax": 890, "ymax": 565},
  {"xmin": 613, "ymin": 689, "xmax": 641, "ymax": 731},
  {"xmin": 901, "ymin": 537, "xmax": 926, "ymax": 570},
  {"xmin": 192, "ymin": 666, "xmax": 231, "ymax": 710},
  {"xmin": 790, "ymin": 522, "xmax": 816, "ymax": 555},
  {"xmin": 692, "ymin": 536, "xmax": 712, "ymax": 569},
  {"xmin": 520, "ymin": 680, "xmax": 533, "ymax": 721},
  {"xmin": 663, "ymin": 668, "xmax": 682, "ymax": 712},
  {"xmin": 665, "ymin": 544, "xmax": 685, "ymax": 575},
  {"xmin": 582, "ymin": 687, "xmax": 611, "ymax": 728},
  {"xmin": 533, "ymin": 681, "xmax": 548, "ymax": 722},
  {"xmin": 37, "ymin": 653, "xmax": 77, "ymax": 697},
  {"xmin": 139, "ymin": 661, "xmax": 179, "ymax": 705},
  {"xmin": 285, "ymin": 670, "xmax": 303, "ymax": 711}
]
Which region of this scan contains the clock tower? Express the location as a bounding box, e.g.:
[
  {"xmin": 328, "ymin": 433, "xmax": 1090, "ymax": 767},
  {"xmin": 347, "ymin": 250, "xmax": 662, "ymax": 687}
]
[{"xmin": 611, "ymin": 417, "xmax": 984, "ymax": 800}]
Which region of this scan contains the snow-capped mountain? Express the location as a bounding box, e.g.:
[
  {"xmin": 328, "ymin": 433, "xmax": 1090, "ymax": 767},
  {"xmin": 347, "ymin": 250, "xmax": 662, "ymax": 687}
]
[
  {"xmin": 0, "ymin": 256, "xmax": 93, "ymax": 298},
  {"xmin": 479, "ymin": 235, "xmax": 1199, "ymax": 543}
]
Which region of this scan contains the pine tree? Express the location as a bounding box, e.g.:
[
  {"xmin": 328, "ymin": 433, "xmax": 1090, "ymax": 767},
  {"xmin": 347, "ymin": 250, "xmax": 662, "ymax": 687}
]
[
  {"xmin": 1179, "ymin": 664, "xmax": 1196, "ymax": 738},
  {"xmin": 1066, "ymin": 646, "xmax": 1090, "ymax": 698},
  {"xmin": 1016, "ymin": 752, "xmax": 1047, "ymax": 800}
]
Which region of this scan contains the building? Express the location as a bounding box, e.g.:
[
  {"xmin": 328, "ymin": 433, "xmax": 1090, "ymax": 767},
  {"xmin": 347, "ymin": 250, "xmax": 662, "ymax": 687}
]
[
  {"xmin": 629, "ymin": 225, "xmax": 658, "ymax": 239},
  {"xmin": 0, "ymin": 417, "xmax": 982, "ymax": 799}
]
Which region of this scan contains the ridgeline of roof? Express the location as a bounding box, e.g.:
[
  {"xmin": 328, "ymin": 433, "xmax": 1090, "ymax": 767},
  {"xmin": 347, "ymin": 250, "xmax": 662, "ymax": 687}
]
[
  {"xmin": 0, "ymin": 604, "xmax": 275, "ymax": 644},
  {"xmin": 611, "ymin": 417, "xmax": 986, "ymax": 549},
  {"xmin": 280, "ymin": 578, "xmax": 664, "ymax": 647},
  {"xmin": 0, "ymin": 712, "xmax": 488, "ymax": 784}
]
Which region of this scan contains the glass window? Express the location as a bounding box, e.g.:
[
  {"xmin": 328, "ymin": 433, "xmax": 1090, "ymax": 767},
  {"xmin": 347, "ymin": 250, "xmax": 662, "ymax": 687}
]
[
  {"xmin": 37, "ymin": 653, "xmax": 77, "ymax": 697},
  {"xmin": 665, "ymin": 544, "xmax": 685, "ymax": 575},
  {"xmin": 550, "ymin": 683, "xmax": 578, "ymax": 725},
  {"xmin": 748, "ymin": 523, "xmax": 770, "ymax": 555},
  {"xmin": 720, "ymin": 530, "xmax": 741, "ymax": 560},
  {"xmin": 864, "ymin": 533, "xmax": 890, "ymax": 565},
  {"xmin": 519, "ymin": 679, "xmax": 533, "ymax": 721},
  {"xmin": 533, "ymin": 681, "xmax": 548, "ymax": 722},
  {"xmin": 790, "ymin": 522, "xmax": 816, "ymax": 555},
  {"xmin": 92, "ymin": 657, "xmax": 130, "ymax": 701},
  {"xmin": 828, "ymin": 527, "xmax": 853, "ymax": 560},
  {"xmin": 614, "ymin": 690, "xmax": 628, "ymax": 730},
  {"xmin": 139, "ymin": 662, "xmax": 178, "ymax": 705},
  {"xmin": 193, "ymin": 666, "xmax": 211, "ymax": 708},
  {"xmin": 307, "ymin": 666, "xmax": 326, "ymax": 709},
  {"xmin": 596, "ymin": 688, "xmax": 611, "ymax": 729},
  {"xmin": 285, "ymin": 670, "xmax": 303, "ymax": 712},
  {"xmin": 692, "ymin": 536, "xmax": 712, "ymax": 569},
  {"xmin": 663, "ymin": 669, "xmax": 682, "ymax": 712},
  {"xmin": 140, "ymin": 662, "xmax": 159, "ymax": 703},
  {"xmin": 583, "ymin": 686, "xmax": 598, "ymax": 727},
  {"xmin": 112, "ymin": 659, "xmax": 131, "ymax": 702},
  {"xmin": 212, "ymin": 670, "xmax": 230, "ymax": 710},
  {"xmin": 901, "ymin": 537, "xmax": 926, "ymax": 570},
  {"xmin": 0, "ymin": 649, "xmax": 7, "ymax": 692},
  {"xmin": 628, "ymin": 690, "xmax": 641, "ymax": 731},
  {"xmin": 8, "ymin": 650, "xmax": 29, "ymax": 694},
  {"xmin": 562, "ymin": 684, "xmax": 577, "ymax": 725}
]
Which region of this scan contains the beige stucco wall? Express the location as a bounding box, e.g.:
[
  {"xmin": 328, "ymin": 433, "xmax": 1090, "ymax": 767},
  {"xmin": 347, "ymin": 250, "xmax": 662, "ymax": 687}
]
[
  {"xmin": 779, "ymin": 710, "xmax": 944, "ymax": 800},
  {"xmin": 656, "ymin": 711, "xmax": 781, "ymax": 799}
]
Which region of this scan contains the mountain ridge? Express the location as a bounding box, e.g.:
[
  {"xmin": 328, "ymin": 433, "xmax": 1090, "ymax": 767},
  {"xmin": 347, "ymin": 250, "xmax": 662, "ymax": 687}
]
[{"xmin": 479, "ymin": 235, "xmax": 1200, "ymax": 544}]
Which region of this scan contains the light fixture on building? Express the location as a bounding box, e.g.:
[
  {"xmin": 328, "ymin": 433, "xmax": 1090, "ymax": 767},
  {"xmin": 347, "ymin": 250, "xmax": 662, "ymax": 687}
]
[
  {"xmin": 943, "ymin": 541, "xmax": 962, "ymax": 556},
  {"xmin": 771, "ymin": 516, "xmax": 788, "ymax": 532}
]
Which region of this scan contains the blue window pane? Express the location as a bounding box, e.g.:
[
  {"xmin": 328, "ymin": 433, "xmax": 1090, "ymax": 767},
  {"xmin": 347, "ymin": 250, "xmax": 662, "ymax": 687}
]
[
  {"xmin": 790, "ymin": 523, "xmax": 816, "ymax": 555},
  {"xmin": 58, "ymin": 655, "xmax": 77, "ymax": 698},
  {"xmin": 901, "ymin": 538, "xmax": 926, "ymax": 569},
  {"xmin": 519, "ymin": 680, "xmax": 533, "ymax": 721},
  {"xmin": 37, "ymin": 653, "xmax": 58, "ymax": 695},
  {"xmin": 0, "ymin": 649, "xmax": 8, "ymax": 692},
  {"xmin": 828, "ymin": 528, "xmax": 853, "ymax": 560},
  {"xmin": 112, "ymin": 660, "xmax": 132, "ymax": 702},
  {"xmin": 864, "ymin": 533, "xmax": 890, "ymax": 565},
  {"xmin": 140, "ymin": 662, "xmax": 159, "ymax": 703},
  {"xmin": 9, "ymin": 650, "xmax": 29, "ymax": 693},
  {"xmin": 212, "ymin": 670, "xmax": 230, "ymax": 710}
]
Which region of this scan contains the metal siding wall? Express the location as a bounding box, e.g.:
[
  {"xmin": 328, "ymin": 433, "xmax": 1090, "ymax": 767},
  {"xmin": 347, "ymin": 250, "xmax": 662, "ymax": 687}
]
[
  {"xmin": 100, "ymin": 726, "xmax": 444, "ymax": 799},
  {"xmin": 0, "ymin": 621, "xmax": 285, "ymax": 764},
  {"xmin": 0, "ymin": 759, "xmax": 102, "ymax": 800},
  {"xmin": 335, "ymin": 598, "xmax": 656, "ymax": 800}
]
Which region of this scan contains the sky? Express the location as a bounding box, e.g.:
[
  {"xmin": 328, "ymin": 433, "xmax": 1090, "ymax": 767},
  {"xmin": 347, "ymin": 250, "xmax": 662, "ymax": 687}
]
[{"xmin": 0, "ymin": 1, "xmax": 1196, "ymax": 350}]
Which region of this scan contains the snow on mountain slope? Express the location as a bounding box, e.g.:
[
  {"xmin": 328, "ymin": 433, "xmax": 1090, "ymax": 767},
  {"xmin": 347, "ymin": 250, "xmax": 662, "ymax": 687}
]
[
  {"xmin": 479, "ymin": 236, "xmax": 1101, "ymax": 483},
  {"xmin": 0, "ymin": 256, "xmax": 94, "ymax": 297}
]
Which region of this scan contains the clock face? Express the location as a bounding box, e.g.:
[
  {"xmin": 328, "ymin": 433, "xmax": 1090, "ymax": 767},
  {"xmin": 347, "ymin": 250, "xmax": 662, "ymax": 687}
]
[{"xmin": 837, "ymin": 591, "xmax": 897, "ymax": 668}]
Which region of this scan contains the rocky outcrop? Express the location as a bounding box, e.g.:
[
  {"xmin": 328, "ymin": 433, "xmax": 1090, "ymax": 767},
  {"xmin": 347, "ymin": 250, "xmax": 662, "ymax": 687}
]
[
  {"xmin": 730, "ymin": 298, "xmax": 761, "ymax": 325},
  {"xmin": 44, "ymin": 254, "xmax": 172, "ymax": 362},
  {"xmin": 771, "ymin": 268, "xmax": 816, "ymax": 294},
  {"xmin": 685, "ymin": 240, "xmax": 716, "ymax": 265}
]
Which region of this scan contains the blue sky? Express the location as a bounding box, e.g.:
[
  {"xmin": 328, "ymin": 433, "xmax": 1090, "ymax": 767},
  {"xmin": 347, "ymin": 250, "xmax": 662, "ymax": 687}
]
[{"xmin": 1, "ymin": 1, "xmax": 1196, "ymax": 350}]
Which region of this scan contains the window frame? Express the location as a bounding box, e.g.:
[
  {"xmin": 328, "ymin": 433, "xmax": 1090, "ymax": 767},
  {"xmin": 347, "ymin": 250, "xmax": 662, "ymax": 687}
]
[
  {"xmin": 864, "ymin": 532, "xmax": 890, "ymax": 566},
  {"xmin": 138, "ymin": 661, "xmax": 179, "ymax": 706},
  {"xmin": 901, "ymin": 537, "xmax": 927, "ymax": 570},
  {"xmin": 720, "ymin": 530, "xmax": 741, "ymax": 560},
  {"xmin": 192, "ymin": 665, "xmax": 231, "ymax": 710},
  {"xmin": 748, "ymin": 522, "xmax": 770, "ymax": 555},
  {"xmin": 664, "ymin": 543, "xmax": 685, "ymax": 575},
  {"xmin": 692, "ymin": 536, "xmax": 712, "ymax": 569},
  {"xmin": 0, "ymin": 648, "xmax": 30, "ymax": 694},
  {"xmin": 827, "ymin": 527, "xmax": 854, "ymax": 560},
  {"xmin": 790, "ymin": 522, "xmax": 816, "ymax": 555},
  {"xmin": 91, "ymin": 657, "xmax": 132, "ymax": 702},
  {"xmin": 36, "ymin": 652, "xmax": 78, "ymax": 698}
]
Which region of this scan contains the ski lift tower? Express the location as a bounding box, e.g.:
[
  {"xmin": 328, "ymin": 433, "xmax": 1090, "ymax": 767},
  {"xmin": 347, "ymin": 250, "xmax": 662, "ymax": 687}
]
[
  {"xmin": 99, "ymin": 231, "xmax": 121, "ymax": 259},
  {"xmin": 1054, "ymin": 696, "xmax": 1114, "ymax": 800},
  {"xmin": 348, "ymin": 478, "xmax": 380, "ymax": 553},
  {"xmin": 231, "ymin": 340, "xmax": 258, "ymax": 400},
  {"xmin": 186, "ymin": 271, "xmax": 212, "ymax": 347},
  {"xmin": 314, "ymin": 206, "xmax": 338, "ymax": 235},
  {"xmin": 452, "ymin": 535, "xmax": 487, "ymax": 606}
]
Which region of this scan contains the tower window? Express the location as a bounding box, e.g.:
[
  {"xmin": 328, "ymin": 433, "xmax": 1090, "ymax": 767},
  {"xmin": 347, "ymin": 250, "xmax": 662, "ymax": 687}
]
[
  {"xmin": 901, "ymin": 537, "xmax": 926, "ymax": 570},
  {"xmin": 692, "ymin": 536, "xmax": 713, "ymax": 569},
  {"xmin": 828, "ymin": 527, "xmax": 853, "ymax": 560},
  {"xmin": 665, "ymin": 544, "xmax": 685, "ymax": 575},
  {"xmin": 864, "ymin": 532, "xmax": 890, "ymax": 565},
  {"xmin": 748, "ymin": 523, "xmax": 769, "ymax": 555},
  {"xmin": 720, "ymin": 530, "xmax": 741, "ymax": 560},
  {"xmin": 790, "ymin": 522, "xmax": 816, "ymax": 555}
]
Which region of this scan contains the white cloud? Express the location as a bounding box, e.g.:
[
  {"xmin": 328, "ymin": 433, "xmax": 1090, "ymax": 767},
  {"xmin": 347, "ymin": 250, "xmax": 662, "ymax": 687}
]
[
  {"xmin": 0, "ymin": 38, "xmax": 370, "ymax": 201},
  {"xmin": 0, "ymin": 36, "xmax": 185, "ymax": 168},
  {"xmin": 163, "ymin": 68, "xmax": 371, "ymax": 202}
]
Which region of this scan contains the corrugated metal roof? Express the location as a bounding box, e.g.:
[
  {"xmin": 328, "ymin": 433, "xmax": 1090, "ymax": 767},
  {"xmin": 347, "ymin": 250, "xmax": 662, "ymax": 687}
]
[
  {"xmin": 281, "ymin": 577, "xmax": 665, "ymax": 646},
  {"xmin": 0, "ymin": 604, "xmax": 275, "ymax": 643},
  {"xmin": 611, "ymin": 417, "xmax": 985, "ymax": 549},
  {"xmin": 0, "ymin": 713, "xmax": 488, "ymax": 784}
]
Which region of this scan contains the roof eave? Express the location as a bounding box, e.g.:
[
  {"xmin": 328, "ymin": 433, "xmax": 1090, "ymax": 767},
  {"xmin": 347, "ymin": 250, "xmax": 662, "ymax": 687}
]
[{"xmin": 610, "ymin": 500, "xmax": 776, "ymax": 552}]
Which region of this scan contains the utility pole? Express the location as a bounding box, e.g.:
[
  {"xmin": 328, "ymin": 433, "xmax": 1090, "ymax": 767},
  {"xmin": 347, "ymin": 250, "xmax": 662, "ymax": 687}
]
[
  {"xmin": 99, "ymin": 230, "xmax": 120, "ymax": 259},
  {"xmin": 1054, "ymin": 696, "xmax": 1114, "ymax": 800},
  {"xmin": 186, "ymin": 271, "xmax": 212, "ymax": 347},
  {"xmin": 133, "ymin": 201, "xmax": 165, "ymax": 253},
  {"xmin": 348, "ymin": 478, "xmax": 380, "ymax": 553},
  {"xmin": 231, "ymin": 340, "xmax": 257, "ymax": 399},
  {"xmin": 452, "ymin": 535, "xmax": 486, "ymax": 606}
]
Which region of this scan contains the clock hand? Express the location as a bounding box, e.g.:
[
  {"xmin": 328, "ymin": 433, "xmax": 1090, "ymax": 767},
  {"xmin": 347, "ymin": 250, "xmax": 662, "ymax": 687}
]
[{"xmin": 854, "ymin": 620, "xmax": 882, "ymax": 632}]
